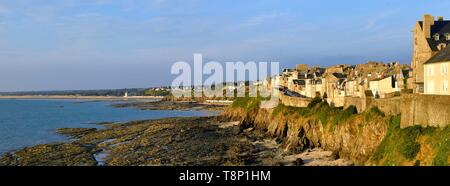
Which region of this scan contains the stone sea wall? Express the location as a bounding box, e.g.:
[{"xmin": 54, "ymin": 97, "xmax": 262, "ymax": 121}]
[
  {"xmin": 279, "ymin": 93, "xmax": 311, "ymax": 108},
  {"xmin": 343, "ymin": 97, "xmax": 402, "ymax": 116},
  {"xmin": 401, "ymin": 94, "xmax": 450, "ymax": 128},
  {"xmin": 343, "ymin": 94, "xmax": 450, "ymax": 128},
  {"xmin": 278, "ymin": 92, "xmax": 449, "ymax": 128}
]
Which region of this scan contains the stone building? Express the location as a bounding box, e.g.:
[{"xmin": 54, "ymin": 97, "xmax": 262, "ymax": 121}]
[
  {"xmin": 323, "ymin": 72, "xmax": 346, "ymax": 107},
  {"xmin": 296, "ymin": 64, "xmax": 308, "ymax": 72},
  {"xmin": 345, "ymin": 77, "xmax": 369, "ymax": 98},
  {"xmin": 412, "ymin": 14, "xmax": 450, "ymax": 93}
]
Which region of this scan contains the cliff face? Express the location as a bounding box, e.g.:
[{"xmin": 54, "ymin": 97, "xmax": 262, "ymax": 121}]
[
  {"xmin": 222, "ymin": 98, "xmax": 449, "ymax": 166},
  {"xmin": 223, "ymin": 102, "xmax": 388, "ymax": 165}
]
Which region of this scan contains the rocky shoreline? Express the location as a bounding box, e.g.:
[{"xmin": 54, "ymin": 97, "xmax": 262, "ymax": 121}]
[
  {"xmin": 0, "ymin": 101, "xmax": 351, "ymax": 166},
  {"xmin": 111, "ymin": 100, "xmax": 228, "ymax": 111}
]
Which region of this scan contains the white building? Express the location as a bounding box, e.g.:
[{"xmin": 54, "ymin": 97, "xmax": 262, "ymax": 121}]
[
  {"xmin": 424, "ymin": 45, "xmax": 450, "ymax": 95},
  {"xmin": 369, "ymin": 76, "xmax": 400, "ymax": 98}
]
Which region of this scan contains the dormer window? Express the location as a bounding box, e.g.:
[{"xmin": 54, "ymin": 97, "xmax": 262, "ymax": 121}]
[
  {"xmin": 434, "ymin": 33, "xmax": 440, "ymax": 41},
  {"xmin": 437, "ymin": 43, "xmax": 447, "ymax": 50},
  {"xmin": 446, "ymin": 33, "xmax": 450, "ymax": 41}
]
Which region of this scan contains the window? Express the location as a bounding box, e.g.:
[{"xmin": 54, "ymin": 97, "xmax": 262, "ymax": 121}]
[
  {"xmin": 434, "ymin": 33, "xmax": 440, "ymax": 41},
  {"xmin": 442, "ymin": 63, "xmax": 449, "ymax": 76},
  {"xmin": 427, "ymin": 65, "xmax": 434, "ymax": 76},
  {"xmin": 438, "ymin": 43, "xmax": 447, "ymax": 50},
  {"xmin": 446, "ymin": 33, "xmax": 450, "ymax": 41},
  {"xmin": 442, "ymin": 80, "xmax": 448, "ymax": 93},
  {"xmin": 428, "ymin": 80, "xmax": 435, "ymax": 93}
]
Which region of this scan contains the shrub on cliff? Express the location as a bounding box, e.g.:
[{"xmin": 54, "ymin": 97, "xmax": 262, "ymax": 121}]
[
  {"xmin": 307, "ymin": 97, "xmax": 323, "ymax": 108},
  {"xmin": 371, "ymin": 116, "xmax": 450, "ymax": 166},
  {"xmin": 326, "ymin": 106, "xmax": 358, "ymax": 131},
  {"xmin": 368, "ymin": 107, "xmax": 385, "ymax": 117},
  {"xmin": 364, "ymin": 107, "xmax": 385, "ymax": 122},
  {"xmin": 399, "ymin": 126, "xmax": 422, "ymax": 160},
  {"xmin": 345, "ymin": 105, "xmax": 358, "ymax": 114}
]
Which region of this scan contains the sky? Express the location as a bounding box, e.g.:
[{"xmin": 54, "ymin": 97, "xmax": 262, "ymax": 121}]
[{"xmin": 0, "ymin": 0, "xmax": 449, "ymax": 91}]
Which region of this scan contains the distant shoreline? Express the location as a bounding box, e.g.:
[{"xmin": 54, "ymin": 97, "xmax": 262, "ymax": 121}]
[{"xmin": 0, "ymin": 95, "xmax": 164, "ymax": 100}]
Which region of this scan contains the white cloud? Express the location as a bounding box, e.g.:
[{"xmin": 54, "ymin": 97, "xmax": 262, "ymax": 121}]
[{"xmin": 365, "ymin": 9, "xmax": 399, "ymax": 30}]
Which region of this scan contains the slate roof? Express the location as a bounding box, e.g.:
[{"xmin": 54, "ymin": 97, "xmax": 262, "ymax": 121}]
[
  {"xmin": 293, "ymin": 79, "xmax": 306, "ymax": 85},
  {"xmin": 419, "ymin": 20, "xmax": 450, "ymax": 51},
  {"xmin": 332, "ymin": 73, "xmax": 347, "ymax": 79},
  {"xmin": 425, "ymin": 45, "xmax": 450, "ymax": 64}
]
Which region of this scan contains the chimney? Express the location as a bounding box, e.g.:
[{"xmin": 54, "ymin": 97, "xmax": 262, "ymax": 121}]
[
  {"xmin": 438, "ymin": 16, "xmax": 444, "ymax": 21},
  {"xmin": 423, "ymin": 14, "xmax": 435, "ymax": 38}
]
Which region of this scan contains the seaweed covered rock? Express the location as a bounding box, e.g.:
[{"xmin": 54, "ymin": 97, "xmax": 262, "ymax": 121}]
[{"xmin": 1, "ymin": 143, "xmax": 97, "ymax": 166}]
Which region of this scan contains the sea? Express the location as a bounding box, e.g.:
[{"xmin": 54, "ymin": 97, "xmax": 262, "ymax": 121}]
[{"xmin": 0, "ymin": 99, "xmax": 214, "ymax": 155}]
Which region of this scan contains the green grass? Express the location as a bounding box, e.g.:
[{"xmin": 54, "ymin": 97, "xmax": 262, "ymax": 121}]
[
  {"xmin": 271, "ymin": 104, "xmax": 310, "ymax": 117},
  {"xmin": 372, "ymin": 115, "xmax": 400, "ymax": 162},
  {"xmin": 232, "ymin": 97, "xmax": 252, "ymax": 109},
  {"xmin": 372, "ymin": 115, "xmax": 421, "ymax": 162},
  {"xmin": 431, "ymin": 126, "xmax": 450, "ymax": 166},
  {"xmin": 271, "ymin": 98, "xmax": 328, "ymax": 118},
  {"xmin": 433, "ymin": 139, "xmax": 450, "ymax": 166},
  {"xmin": 370, "ymin": 116, "xmax": 450, "ymax": 165},
  {"xmin": 270, "ymin": 99, "xmax": 359, "ymax": 130},
  {"xmin": 316, "ymin": 103, "xmax": 331, "ymax": 127},
  {"xmin": 231, "ymin": 96, "xmax": 270, "ymax": 112},
  {"xmin": 328, "ymin": 106, "xmax": 358, "ymax": 130}
]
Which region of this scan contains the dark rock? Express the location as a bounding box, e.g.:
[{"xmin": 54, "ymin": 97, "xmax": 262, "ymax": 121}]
[
  {"xmin": 275, "ymin": 137, "xmax": 283, "ymax": 144},
  {"xmin": 244, "ymin": 128, "xmax": 255, "ymax": 133},
  {"xmin": 57, "ymin": 128, "xmax": 97, "ymax": 138},
  {"xmin": 294, "ymin": 158, "xmax": 304, "ymax": 166},
  {"xmin": 331, "ymin": 151, "xmax": 340, "ymax": 160}
]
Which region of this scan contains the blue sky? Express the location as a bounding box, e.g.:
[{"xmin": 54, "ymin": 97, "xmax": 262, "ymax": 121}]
[{"xmin": 0, "ymin": 0, "xmax": 449, "ymax": 91}]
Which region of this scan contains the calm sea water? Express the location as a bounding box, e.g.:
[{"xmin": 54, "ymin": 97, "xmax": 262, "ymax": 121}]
[{"xmin": 0, "ymin": 99, "xmax": 214, "ymax": 155}]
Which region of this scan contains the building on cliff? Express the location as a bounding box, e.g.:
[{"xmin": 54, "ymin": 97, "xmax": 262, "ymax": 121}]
[
  {"xmin": 412, "ymin": 14, "xmax": 450, "ymax": 93},
  {"xmin": 277, "ymin": 61, "xmax": 411, "ymax": 107},
  {"xmin": 272, "ymin": 14, "xmax": 449, "ymax": 128},
  {"xmin": 323, "ymin": 72, "xmax": 347, "ymax": 107},
  {"xmin": 424, "ymin": 44, "xmax": 450, "ymax": 95},
  {"xmin": 369, "ymin": 76, "xmax": 400, "ymax": 98}
]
